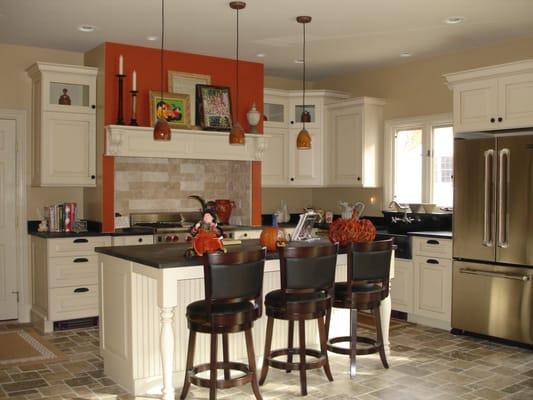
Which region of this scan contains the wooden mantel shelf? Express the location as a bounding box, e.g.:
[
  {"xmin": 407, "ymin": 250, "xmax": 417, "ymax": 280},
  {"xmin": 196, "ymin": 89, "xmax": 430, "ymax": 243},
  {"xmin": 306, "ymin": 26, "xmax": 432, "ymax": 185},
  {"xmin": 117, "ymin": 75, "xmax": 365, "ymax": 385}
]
[{"xmin": 105, "ymin": 125, "xmax": 269, "ymax": 162}]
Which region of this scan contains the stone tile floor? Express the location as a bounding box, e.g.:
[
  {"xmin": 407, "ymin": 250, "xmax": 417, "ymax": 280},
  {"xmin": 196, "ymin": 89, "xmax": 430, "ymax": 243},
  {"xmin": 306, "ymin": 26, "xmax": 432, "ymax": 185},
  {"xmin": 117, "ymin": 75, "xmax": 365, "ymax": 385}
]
[{"xmin": 0, "ymin": 322, "xmax": 531, "ymax": 399}]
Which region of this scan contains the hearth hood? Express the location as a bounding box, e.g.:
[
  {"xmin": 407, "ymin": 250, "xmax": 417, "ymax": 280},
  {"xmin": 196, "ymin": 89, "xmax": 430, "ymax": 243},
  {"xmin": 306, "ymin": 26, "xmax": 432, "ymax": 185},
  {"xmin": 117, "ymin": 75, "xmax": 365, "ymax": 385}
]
[{"xmin": 105, "ymin": 125, "xmax": 268, "ymax": 162}]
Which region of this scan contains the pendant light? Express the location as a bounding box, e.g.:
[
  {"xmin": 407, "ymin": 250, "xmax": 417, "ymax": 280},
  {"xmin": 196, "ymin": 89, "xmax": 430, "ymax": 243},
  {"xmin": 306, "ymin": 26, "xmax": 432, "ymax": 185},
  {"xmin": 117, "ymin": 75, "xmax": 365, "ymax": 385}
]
[
  {"xmin": 229, "ymin": 1, "xmax": 246, "ymax": 145},
  {"xmin": 296, "ymin": 16, "xmax": 312, "ymax": 150},
  {"xmin": 153, "ymin": 0, "xmax": 171, "ymax": 141}
]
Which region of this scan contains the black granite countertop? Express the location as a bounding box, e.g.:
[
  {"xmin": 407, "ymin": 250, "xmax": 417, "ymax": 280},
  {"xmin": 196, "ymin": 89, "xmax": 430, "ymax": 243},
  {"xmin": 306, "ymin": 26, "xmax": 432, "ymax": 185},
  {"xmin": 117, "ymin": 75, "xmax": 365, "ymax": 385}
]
[
  {"xmin": 407, "ymin": 231, "xmax": 453, "ymax": 239},
  {"xmin": 95, "ymin": 239, "xmax": 339, "ymax": 269}
]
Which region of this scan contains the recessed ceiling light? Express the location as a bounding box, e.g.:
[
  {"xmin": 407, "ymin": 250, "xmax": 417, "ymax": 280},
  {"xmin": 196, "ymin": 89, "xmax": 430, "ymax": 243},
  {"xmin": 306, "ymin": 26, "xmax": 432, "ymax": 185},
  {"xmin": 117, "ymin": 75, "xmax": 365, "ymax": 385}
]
[
  {"xmin": 146, "ymin": 35, "xmax": 159, "ymax": 41},
  {"xmin": 256, "ymin": 53, "xmax": 266, "ymax": 58},
  {"xmin": 444, "ymin": 16, "xmax": 465, "ymax": 24},
  {"xmin": 294, "ymin": 59, "xmax": 304, "ymax": 64},
  {"xmin": 400, "ymin": 52, "xmax": 412, "ymax": 58},
  {"xmin": 78, "ymin": 25, "xmax": 96, "ymax": 33}
]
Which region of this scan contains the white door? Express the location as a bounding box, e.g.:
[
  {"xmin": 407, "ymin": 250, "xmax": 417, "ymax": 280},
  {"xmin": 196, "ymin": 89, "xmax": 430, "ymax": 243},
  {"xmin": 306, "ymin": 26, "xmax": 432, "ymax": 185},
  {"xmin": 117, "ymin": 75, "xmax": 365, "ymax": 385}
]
[
  {"xmin": 498, "ymin": 72, "xmax": 533, "ymax": 130},
  {"xmin": 289, "ymin": 127, "xmax": 323, "ymax": 186},
  {"xmin": 0, "ymin": 119, "xmax": 18, "ymax": 320},
  {"xmin": 262, "ymin": 128, "xmax": 289, "ymax": 186}
]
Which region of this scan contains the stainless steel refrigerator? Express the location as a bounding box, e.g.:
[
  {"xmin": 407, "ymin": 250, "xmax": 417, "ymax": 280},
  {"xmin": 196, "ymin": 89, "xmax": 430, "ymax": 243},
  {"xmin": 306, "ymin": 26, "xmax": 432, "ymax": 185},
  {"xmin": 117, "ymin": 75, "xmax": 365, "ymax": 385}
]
[{"xmin": 453, "ymin": 134, "xmax": 533, "ymax": 345}]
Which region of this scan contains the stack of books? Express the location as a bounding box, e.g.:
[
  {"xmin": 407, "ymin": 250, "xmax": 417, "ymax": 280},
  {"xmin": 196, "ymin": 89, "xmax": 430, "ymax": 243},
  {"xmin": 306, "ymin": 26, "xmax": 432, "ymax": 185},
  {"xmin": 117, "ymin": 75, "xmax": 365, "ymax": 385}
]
[{"xmin": 45, "ymin": 203, "xmax": 77, "ymax": 232}]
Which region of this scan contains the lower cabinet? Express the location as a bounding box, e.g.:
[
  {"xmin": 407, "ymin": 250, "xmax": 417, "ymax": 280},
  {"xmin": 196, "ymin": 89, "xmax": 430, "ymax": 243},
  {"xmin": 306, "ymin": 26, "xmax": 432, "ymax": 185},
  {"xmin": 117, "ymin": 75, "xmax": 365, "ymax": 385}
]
[
  {"xmin": 31, "ymin": 235, "xmax": 111, "ymax": 333},
  {"xmin": 390, "ymin": 258, "xmax": 413, "ymax": 313},
  {"xmin": 111, "ymin": 235, "xmax": 154, "ymax": 246}
]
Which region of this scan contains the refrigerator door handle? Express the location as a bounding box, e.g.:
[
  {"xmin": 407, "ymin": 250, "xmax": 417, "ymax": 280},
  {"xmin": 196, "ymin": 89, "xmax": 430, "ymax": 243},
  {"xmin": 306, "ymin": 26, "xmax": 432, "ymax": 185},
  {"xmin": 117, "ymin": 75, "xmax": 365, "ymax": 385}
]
[
  {"xmin": 482, "ymin": 149, "xmax": 494, "ymax": 247},
  {"xmin": 497, "ymin": 148, "xmax": 510, "ymax": 248},
  {"xmin": 459, "ymin": 267, "xmax": 530, "ymax": 282}
]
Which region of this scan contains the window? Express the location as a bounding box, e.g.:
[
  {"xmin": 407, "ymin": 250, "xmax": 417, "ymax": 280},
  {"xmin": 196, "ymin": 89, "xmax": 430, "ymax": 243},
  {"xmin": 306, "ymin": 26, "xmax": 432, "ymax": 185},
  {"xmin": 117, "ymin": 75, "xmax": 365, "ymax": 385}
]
[{"xmin": 385, "ymin": 114, "xmax": 454, "ymax": 208}]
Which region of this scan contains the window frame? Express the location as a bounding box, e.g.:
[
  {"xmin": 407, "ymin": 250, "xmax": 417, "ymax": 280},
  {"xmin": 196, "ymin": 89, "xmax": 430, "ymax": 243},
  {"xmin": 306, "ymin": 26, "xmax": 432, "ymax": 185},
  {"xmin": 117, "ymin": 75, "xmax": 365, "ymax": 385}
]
[{"xmin": 383, "ymin": 113, "xmax": 453, "ymax": 209}]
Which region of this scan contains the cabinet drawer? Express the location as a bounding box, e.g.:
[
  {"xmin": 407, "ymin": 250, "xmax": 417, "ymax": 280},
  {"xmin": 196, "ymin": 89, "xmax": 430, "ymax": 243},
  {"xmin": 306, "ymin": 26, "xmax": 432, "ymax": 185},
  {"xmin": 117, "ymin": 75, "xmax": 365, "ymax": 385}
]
[
  {"xmin": 112, "ymin": 235, "xmax": 154, "ymax": 246},
  {"xmin": 47, "ymin": 236, "xmax": 111, "ymax": 257},
  {"xmin": 413, "ymin": 237, "xmax": 452, "ymax": 259},
  {"xmin": 48, "ymin": 285, "xmax": 98, "ymax": 321},
  {"xmin": 230, "ymin": 230, "xmax": 261, "ymax": 240},
  {"xmin": 48, "ymin": 256, "xmax": 98, "ymax": 288}
]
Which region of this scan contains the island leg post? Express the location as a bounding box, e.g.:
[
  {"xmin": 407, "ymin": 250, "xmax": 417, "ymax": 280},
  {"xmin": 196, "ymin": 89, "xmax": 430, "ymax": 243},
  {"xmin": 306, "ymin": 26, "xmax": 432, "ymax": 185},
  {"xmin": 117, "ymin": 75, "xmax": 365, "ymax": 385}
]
[
  {"xmin": 379, "ymin": 292, "xmax": 392, "ymax": 354},
  {"xmin": 160, "ymin": 306, "xmax": 176, "ymax": 400}
]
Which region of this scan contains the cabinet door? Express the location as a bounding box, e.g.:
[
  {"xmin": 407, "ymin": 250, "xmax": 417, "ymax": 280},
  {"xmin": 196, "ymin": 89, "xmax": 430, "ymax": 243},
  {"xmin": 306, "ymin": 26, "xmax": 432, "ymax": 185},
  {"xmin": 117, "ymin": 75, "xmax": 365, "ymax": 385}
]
[
  {"xmin": 42, "ymin": 73, "xmax": 96, "ymax": 114},
  {"xmin": 262, "ymin": 128, "xmax": 290, "ymax": 186},
  {"xmin": 289, "ymin": 96, "xmax": 322, "ymax": 129},
  {"xmin": 453, "ymin": 79, "xmax": 498, "ymax": 133},
  {"xmin": 289, "ymin": 128, "xmax": 322, "ymax": 186},
  {"xmin": 413, "ymin": 256, "xmax": 452, "ymax": 321},
  {"xmin": 42, "ymin": 112, "xmax": 96, "ymax": 186},
  {"xmin": 390, "ymin": 259, "xmax": 413, "ymax": 313},
  {"xmin": 328, "ymin": 106, "xmax": 363, "ymax": 186},
  {"xmin": 498, "ymin": 72, "xmax": 533, "ymax": 130},
  {"xmin": 112, "ymin": 235, "xmax": 154, "ymax": 246},
  {"xmin": 264, "ymin": 93, "xmax": 289, "ymax": 128}
]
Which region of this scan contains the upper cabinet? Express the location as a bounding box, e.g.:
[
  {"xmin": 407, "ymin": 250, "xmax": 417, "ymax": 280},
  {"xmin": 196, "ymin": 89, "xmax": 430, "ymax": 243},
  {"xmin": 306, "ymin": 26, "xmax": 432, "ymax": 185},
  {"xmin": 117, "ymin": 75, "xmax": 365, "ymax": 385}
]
[
  {"xmin": 445, "ymin": 59, "xmax": 533, "ymax": 133},
  {"xmin": 262, "ymin": 89, "xmax": 350, "ymax": 187},
  {"xmin": 26, "ymin": 62, "xmax": 97, "ymax": 187},
  {"xmin": 325, "ymin": 98, "xmax": 385, "ymax": 188}
]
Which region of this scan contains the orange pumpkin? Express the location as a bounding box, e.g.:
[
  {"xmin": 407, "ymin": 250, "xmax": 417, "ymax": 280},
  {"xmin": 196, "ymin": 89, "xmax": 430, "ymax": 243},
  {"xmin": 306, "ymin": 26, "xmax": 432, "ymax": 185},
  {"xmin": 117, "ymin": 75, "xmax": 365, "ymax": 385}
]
[
  {"xmin": 192, "ymin": 229, "xmax": 224, "ymax": 256},
  {"xmin": 260, "ymin": 227, "xmax": 287, "ymax": 252}
]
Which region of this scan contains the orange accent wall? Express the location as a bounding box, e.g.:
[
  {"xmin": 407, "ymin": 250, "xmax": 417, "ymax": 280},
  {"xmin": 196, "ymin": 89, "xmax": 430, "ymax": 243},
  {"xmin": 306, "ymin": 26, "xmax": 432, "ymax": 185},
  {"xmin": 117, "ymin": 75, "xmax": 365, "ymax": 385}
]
[{"xmin": 102, "ymin": 42, "xmax": 263, "ymax": 231}]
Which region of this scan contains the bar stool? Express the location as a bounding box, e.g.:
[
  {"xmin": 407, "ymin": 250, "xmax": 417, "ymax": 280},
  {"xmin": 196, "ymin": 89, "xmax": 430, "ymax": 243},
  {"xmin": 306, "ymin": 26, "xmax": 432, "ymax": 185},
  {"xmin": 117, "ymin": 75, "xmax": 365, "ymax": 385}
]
[
  {"xmin": 327, "ymin": 239, "xmax": 393, "ymax": 378},
  {"xmin": 180, "ymin": 248, "xmax": 266, "ymax": 400},
  {"xmin": 259, "ymin": 244, "xmax": 338, "ymax": 396}
]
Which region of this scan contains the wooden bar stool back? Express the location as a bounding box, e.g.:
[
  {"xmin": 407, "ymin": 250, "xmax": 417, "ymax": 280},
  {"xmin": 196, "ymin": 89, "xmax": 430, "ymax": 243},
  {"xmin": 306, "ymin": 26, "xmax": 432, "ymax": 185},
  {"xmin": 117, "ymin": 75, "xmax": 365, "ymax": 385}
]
[
  {"xmin": 180, "ymin": 247, "xmax": 266, "ymax": 400},
  {"xmin": 327, "ymin": 239, "xmax": 393, "ymax": 378},
  {"xmin": 259, "ymin": 243, "xmax": 338, "ymax": 396}
]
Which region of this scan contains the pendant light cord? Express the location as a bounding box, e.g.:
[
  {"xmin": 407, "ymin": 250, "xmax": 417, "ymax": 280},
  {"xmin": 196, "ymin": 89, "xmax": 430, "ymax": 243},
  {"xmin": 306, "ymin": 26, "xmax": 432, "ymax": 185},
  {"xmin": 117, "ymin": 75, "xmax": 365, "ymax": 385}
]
[
  {"xmin": 302, "ymin": 21, "xmax": 306, "ymax": 129},
  {"xmin": 235, "ymin": 7, "xmax": 240, "ymax": 124},
  {"xmin": 160, "ymin": 0, "xmax": 165, "ymax": 104}
]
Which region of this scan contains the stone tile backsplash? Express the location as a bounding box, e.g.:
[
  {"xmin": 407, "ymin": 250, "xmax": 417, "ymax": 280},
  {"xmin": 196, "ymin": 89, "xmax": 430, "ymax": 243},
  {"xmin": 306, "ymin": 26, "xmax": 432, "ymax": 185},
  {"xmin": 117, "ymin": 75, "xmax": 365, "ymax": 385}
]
[{"xmin": 115, "ymin": 158, "xmax": 251, "ymax": 225}]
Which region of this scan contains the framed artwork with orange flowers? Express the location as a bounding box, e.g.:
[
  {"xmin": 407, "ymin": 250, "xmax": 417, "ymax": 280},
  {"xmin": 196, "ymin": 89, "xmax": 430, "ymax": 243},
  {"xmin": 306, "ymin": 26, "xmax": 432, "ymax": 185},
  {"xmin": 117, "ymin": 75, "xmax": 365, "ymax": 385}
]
[{"xmin": 149, "ymin": 91, "xmax": 191, "ymax": 129}]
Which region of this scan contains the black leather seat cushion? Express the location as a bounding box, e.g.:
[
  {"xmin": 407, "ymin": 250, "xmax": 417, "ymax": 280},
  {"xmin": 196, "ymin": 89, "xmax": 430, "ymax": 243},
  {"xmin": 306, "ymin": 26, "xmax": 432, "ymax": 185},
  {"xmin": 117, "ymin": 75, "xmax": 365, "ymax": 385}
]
[
  {"xmin": 265, "ymin": 289, "xmax": 326, "ymax": 308},
  {"xmin": 334, "ymin": 282, "xmax": 381, "ymax": 298},
  {"xmin": 187, "ymin": 300, "xmax": 257, "ymax": 320}
]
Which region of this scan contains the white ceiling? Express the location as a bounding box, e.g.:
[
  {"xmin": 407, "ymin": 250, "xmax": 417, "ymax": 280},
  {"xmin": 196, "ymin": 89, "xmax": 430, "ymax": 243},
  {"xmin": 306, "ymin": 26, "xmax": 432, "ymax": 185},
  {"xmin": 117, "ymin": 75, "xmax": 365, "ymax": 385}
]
[{"xmin": 1, "ymin": 0, "xmax": 533, "ymax": 79}]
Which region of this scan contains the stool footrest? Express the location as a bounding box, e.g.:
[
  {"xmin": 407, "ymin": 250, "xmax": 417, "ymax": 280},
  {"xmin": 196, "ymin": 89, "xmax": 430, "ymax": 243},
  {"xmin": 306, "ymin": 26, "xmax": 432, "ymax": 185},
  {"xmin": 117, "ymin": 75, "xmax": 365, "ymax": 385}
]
[
  {"xmin": 189, "ymin": 361, "xmax": 252, "ymax": 389},
  {"xmin": 266, "ymin": 347, "xmax": 325, "ymax": 371},
  {"xmin": 327, "ymin": 335, "xmax": 381, "ymax": 355}
]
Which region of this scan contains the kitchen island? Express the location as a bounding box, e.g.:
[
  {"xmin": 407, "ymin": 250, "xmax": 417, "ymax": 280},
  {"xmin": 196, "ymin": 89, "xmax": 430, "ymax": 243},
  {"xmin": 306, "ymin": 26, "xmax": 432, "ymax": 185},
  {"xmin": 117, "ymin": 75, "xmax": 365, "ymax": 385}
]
[{"xmin": 95, "ymin": 240, "xmax": 395, "ymax": 399}]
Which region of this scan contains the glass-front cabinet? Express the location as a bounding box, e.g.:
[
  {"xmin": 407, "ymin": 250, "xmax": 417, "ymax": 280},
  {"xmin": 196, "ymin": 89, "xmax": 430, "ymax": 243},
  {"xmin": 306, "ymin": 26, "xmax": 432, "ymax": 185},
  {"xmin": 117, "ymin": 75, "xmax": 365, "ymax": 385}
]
[
  {"xmin": 27, "ymin": 62, "xmax": 98, "ymax": 187},
  {"xmin": 289, "ymin": 96, "xmax": 320, "ymax": 129},
  {"xmin": 264, "ymin": 89, "xmax": 289, "ymax": 128}
]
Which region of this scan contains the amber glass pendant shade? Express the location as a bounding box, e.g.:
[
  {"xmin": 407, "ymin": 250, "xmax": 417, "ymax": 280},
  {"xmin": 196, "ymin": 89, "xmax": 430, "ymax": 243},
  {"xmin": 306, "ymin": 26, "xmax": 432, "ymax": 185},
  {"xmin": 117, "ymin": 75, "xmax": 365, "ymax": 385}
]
[
  {"xmin": 153, "ymin": 118, "xmax": 171, "ymax": 141},
  {"xmin": 229, "ymin": 122, "xmax": 245, "ymax": 145},
  {"xmin": 296, "ymin": 127, "xmax": 311, "ymax": 150}
]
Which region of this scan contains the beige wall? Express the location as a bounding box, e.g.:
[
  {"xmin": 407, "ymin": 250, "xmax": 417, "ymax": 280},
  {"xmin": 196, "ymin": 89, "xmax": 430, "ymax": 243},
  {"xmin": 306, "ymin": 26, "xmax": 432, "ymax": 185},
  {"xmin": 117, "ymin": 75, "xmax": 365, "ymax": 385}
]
[
  {"xmin": 0, "ymin": 43, "xmax": 86, "ymax": 220},
  {"xmin": 264, "ymin": 75, "xmax": 313, "ymax": 91},
  {"xmin": 315, "ymin": 34, "xmax": 533, "ymax": 120}
]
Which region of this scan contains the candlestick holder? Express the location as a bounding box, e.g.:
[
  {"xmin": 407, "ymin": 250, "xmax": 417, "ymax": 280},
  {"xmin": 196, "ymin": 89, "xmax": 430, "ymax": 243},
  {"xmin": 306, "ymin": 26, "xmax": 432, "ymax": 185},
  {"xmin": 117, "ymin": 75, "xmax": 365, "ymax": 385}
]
[
  {"xmin": 116, "ymin": 74, "xmax": 126, "ymax": 125},
  {"xmin": 129, "ymin": 90, "xmax": 139, "ymax": 126}
]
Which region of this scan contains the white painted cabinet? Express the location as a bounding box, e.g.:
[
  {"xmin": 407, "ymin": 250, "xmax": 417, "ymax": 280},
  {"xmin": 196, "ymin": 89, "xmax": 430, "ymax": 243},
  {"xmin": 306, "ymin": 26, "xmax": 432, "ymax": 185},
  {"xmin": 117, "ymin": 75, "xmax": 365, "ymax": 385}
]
[
  {"xmin": 325, "ymin": 98, "xmax": 384, "ymax": 187},
  {"xmin": 390, "ymin": 258, "xmax": 413, "ymax": 314},
  {"xmin": 262, "ymin": 89, "xmax": 349, "ymax": 187},
  {"xmin": 445, "ymin": 59, "xmax": 533, "ymax": 133},
  {"xmin": 26, "ymin": 62, "xmax": 97, "ymax": 187},
  {"xmin": 409, "ymin": 237, "xmax": 452, "ymax": 330},
  {"xmin": 31, "ymin": 235, "xmax": 111, "ymax": 333},
  {"xmin": 112, "ymin": 235, "xmax": 154, "ymax": 246}
]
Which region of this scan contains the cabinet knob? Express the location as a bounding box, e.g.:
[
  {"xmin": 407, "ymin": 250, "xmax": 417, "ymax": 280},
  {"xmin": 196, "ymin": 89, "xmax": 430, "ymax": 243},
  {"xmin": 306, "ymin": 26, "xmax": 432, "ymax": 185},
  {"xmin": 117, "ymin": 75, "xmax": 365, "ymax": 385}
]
[
  {"xmin": 290, "ymin": 177, "xmax": 294, "ymax": 182},
  {"xmin": 138, "ymin": 238, "xmax": 143, "ymax": 243},
  {"xmin": 498, "ymin": 117, "xmax": 503, "ymax": 122},
  {"xmin": 490, "ymin": 118, "xmax": 495, "ymax": 123},
  {"xmin": 356, "ymin": 176, "xmax": 361, "ymax": 181},
  {"xmin": 91, "ymin": 175, "xmax": 96, "ymax": 179},
  {"xmin": 290, "ymin": 121, "xmax": 294, "ymax": 124},
  {"xmin": 91, "ymin": 105, "xmax": 96, "ymax": 109}
]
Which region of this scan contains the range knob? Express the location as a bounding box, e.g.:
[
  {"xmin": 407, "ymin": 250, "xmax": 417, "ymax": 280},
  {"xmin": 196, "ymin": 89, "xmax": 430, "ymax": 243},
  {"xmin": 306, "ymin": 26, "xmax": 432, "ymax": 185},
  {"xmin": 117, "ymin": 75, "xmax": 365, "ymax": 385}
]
[
  {"xmin": 165, "ymin": 236, "xmax": 172, "ymax": 242},
  {"xmin": 172, "ymin": 235, "xmax": 179, "ymax": 242}
]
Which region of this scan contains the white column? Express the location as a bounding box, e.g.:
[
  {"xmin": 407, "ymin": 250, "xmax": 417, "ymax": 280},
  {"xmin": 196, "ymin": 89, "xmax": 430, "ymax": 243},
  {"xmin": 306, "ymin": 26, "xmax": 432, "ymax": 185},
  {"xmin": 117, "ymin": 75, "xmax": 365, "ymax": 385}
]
[{"xmin": 160, "ymin": 306, "xmax": 175, "ymax": 400}]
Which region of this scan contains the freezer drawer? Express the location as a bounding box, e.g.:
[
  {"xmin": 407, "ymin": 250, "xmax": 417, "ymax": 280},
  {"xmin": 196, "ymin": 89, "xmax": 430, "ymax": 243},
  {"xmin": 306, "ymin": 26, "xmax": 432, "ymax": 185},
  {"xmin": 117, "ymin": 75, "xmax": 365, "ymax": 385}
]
[{"xmin": 452, "ymin": 261, "xmax": 532, "ymax": 345}]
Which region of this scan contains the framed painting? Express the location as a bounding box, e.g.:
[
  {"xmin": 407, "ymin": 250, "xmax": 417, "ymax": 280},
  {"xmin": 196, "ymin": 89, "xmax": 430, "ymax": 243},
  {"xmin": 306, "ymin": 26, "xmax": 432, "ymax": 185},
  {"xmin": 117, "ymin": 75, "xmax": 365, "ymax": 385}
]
[
  {"xmin": 168, "ymin": 71, "xmax": 211, "ymax": 127},
  {"xmin": 149, "ymin": 91, "xmax": 190, "ymax": 129},
  {"xmin": 196, "ymin": 85, "xmax": 233, "ymax": 131}
]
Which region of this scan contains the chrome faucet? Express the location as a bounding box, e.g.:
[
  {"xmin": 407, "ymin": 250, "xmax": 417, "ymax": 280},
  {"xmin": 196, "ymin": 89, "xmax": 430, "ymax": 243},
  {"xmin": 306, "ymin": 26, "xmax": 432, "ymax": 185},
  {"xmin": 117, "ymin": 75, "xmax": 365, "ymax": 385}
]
[{"xmin": 388, "ymin": 201, "xmax": 413, "ymax": 223}]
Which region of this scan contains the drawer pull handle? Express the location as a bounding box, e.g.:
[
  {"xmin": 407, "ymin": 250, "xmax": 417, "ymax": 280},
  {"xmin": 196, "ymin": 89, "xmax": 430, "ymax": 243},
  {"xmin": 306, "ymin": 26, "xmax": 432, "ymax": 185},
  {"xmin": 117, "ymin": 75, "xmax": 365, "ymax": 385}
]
[
  {"xmin": 73, "ymin": 238, "xmax": 89, "ymax": 243},
  {"xmin": 74, "ymin": 287, "xmax": 89, "ymax": 293},
  {"xmin": 73, "ymin": 258, "xmax": 89, "ymax": 263},
  {"xmin": 426, "ymin": 239, "xmax": 439, "ymax": 245},
  {"xmin": 427, "ymin": 259, "xmax": 439, "ymax": 264}
]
